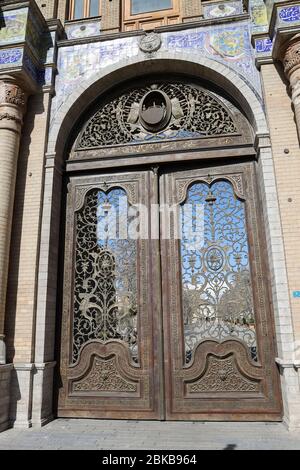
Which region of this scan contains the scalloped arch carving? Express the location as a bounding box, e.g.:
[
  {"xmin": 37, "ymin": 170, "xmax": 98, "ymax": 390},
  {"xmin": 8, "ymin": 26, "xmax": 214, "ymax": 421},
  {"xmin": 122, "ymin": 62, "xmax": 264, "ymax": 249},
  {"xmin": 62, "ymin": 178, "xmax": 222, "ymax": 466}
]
[{"xmin": 75, "ymin": 81, "xmax": 242, "ymax": 151}]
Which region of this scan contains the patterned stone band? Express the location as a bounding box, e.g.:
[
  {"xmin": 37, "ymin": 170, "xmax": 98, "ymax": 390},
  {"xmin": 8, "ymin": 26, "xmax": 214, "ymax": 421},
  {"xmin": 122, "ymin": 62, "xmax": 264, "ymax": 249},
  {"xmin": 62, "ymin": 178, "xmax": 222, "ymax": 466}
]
[{"xmin": 0, "ymin": 112, "xmax": 22, "ymax": 125}]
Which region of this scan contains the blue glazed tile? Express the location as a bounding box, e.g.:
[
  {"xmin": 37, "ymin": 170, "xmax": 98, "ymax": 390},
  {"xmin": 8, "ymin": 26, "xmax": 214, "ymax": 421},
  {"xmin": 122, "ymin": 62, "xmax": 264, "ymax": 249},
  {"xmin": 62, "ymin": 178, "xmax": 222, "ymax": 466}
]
[
  {"xmin": 255, "ymin": 38, "xmax": 272, "ymax": 54},
  {"xmin": 0, "ymin": 48, "xmax": 23, "ymax": 67},
  {"xmin": 167, "ymin": 32, "xmax": 206, "ymax": 49},
  {"xmin": 279, "ymin": 5, "xmax": 300, "ymax": 23}
]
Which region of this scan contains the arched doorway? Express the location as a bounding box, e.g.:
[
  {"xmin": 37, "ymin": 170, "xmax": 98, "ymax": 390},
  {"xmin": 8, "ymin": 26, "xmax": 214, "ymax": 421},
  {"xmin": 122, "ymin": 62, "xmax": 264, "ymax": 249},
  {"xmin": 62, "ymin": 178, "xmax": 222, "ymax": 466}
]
[{"xmin": 55, "ymin": 77, "xmax": 282, "ymax": 420}]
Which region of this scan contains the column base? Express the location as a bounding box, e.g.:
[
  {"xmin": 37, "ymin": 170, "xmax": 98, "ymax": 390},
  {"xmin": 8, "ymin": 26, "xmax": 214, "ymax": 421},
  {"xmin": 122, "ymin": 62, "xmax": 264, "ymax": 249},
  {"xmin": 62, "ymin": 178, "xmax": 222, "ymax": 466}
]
[
  {"xmin": 6, "ymin": 362, "xmax": 56, "ymax": 429},
  {"xmin": 0, "ymin": 336, "xmax": 5, "ymax": 365},
  {"xmin": 31, "ymin": 362, "xmax": 56, "ymax": 428},
  {"xmin": 0, "ymin": 364, "xmax": 13, "ymax": 432},
  {"xmin": 9, "ymin": 363, "xmax": 34, "ymax": 429},
  {"xmin": 277, "ymin": 359, "xmax": 300, "ymax": 430}
]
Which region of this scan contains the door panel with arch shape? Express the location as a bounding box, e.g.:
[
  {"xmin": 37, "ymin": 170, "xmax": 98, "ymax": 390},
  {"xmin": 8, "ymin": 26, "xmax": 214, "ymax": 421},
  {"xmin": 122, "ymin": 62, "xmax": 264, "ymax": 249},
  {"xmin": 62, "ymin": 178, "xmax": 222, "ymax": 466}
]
[
  {"xmin": 160, "ymin": 162, "xmax": 282, "ymax": 420},
  {"xmin": 58, "ymin": 170, "xmax": 164, "ymax": 419}
]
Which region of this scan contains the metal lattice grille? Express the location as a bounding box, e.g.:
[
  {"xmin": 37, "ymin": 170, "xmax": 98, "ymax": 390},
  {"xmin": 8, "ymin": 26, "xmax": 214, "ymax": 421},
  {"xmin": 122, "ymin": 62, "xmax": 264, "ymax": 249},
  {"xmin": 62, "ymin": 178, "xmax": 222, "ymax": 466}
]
[
  {"xmin": 180, "ymin": 180, "xmax": 257, "ymax": 364},
  {"xmin": 77, "ymin": 82, "xmax": 237, "ymax": 149},
  {"xmin": 73, "ymin": 188, "xmax": 138, "ymax": 363}
]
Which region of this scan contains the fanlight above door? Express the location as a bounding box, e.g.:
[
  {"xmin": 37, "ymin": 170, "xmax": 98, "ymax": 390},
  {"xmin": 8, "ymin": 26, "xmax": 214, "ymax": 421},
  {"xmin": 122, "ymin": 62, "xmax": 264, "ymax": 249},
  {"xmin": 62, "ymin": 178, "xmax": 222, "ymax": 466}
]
[{"xmin": 70, "ymin": 80, "xmax": 253, "ymax": 160}]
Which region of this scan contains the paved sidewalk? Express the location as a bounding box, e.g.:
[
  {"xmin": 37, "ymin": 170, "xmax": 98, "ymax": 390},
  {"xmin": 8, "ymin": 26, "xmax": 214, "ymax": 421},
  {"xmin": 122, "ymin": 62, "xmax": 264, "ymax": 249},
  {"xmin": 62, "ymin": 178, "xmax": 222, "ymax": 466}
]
[{"xmin": 0, "ymin": 419, "xmax": 300, "ymax": 450}]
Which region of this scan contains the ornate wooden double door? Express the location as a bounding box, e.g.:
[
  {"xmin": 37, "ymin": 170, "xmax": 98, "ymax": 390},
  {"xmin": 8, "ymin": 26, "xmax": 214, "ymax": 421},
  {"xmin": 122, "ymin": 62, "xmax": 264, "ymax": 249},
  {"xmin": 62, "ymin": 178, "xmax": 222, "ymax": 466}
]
[{"xmin": 58, "ymin": 161, "xmax": 282, "ymax": 420}]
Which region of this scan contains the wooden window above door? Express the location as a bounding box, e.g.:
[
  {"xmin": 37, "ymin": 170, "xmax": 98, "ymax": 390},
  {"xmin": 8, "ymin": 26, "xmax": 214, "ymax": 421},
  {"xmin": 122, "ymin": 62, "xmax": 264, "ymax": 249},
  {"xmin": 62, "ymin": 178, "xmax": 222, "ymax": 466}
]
[{"xmin": 123, "ymin": 0, "xmax": 181, "ymax": 31}]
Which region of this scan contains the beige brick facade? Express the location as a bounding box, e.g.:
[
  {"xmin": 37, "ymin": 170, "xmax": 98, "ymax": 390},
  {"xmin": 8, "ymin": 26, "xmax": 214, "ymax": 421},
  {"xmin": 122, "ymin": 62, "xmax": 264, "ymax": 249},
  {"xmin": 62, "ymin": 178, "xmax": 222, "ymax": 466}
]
[
  {"xmin": 5, "ymin": 92, "xmax": 51, "ymax": 364},
  {"xmin": 261, "ymin": 64, "xmax": 300, "ymax": 343},
  {"xmin": 36, "ymin": 0, "xmax": 57, "ymax": 19},
  {"xmin": 182, "ymin": 0, "xmax": 202, "ymax": 21},
  {"xmin": 101, "ymin": 0, "xmax": 121, "ymax": 33}
]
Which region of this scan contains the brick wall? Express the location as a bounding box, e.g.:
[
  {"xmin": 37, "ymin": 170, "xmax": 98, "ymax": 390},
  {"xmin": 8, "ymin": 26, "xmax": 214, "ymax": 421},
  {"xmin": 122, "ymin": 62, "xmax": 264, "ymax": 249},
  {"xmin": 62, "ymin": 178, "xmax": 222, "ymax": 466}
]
[
  {"xmin": 101, "ymin": 0, "xmax": 120, "ymax": 33},
  {"xmin": 261, "ymin": 63, "xmax": 300, "ymax": 344},
  {"xmin": 56, "ymin": 0, "xmax": 68, "ymax": 22},
  {"xmin": 37, "ymin": 1, "xmax": 203, "ymax": 28},
  {"xmin": 35, "ymin": 0, "xmax": 57, "ymax": 19},
  {"xmin": 181, "ymin": 0, "xmax": 203, "ymax": 22},
  {"xmin": 5, "ymin": 92, "xmax": 51, "ymax": 363}
]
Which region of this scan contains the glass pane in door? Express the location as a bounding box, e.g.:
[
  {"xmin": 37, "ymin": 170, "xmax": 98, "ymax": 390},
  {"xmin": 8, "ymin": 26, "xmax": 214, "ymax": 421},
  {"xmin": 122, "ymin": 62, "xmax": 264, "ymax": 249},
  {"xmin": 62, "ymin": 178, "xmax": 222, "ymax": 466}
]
[
  {"xmin": 73, "ymin": 187, "xmax": 138, "ymax": 364},
  {"xmin": 180, "ymin": 180, "xmax": 257, "ymax": 364}
]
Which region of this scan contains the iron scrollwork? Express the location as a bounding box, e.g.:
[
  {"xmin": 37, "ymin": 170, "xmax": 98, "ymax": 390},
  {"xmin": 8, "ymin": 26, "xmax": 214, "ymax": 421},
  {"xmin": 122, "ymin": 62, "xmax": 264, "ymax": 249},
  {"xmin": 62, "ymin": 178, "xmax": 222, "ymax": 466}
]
[
  {"xmin": 180, "ymin": 180, "xmax": 257, "ymax": 364},
  {"xmin": 77, "ymin": 82, "xmax": 237, "ymax": 149},
  {"xmin": 73, "ymin": 187, "xmax": 138, "ymax": 364}
]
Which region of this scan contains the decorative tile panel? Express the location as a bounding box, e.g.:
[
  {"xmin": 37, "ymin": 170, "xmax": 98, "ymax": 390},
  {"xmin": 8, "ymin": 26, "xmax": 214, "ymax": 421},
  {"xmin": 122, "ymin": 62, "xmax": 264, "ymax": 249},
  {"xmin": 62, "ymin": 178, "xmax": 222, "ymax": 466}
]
[
  {"xmin": 278, "ymin": 5, "xmax": 300, "ymax": 24},
  {"xmin": 0, "ymin": 1, "xmax": 58, "ymax": 89},
  {"xmin": 249, "ymin": 0, "xmax": 268, "ymax": 33},
  {"xmin": 23, "ymin": 52, "xmax": 44, "ymax": 84},
  {"xmin": 65, "ymin": 19, "xmax": 101, "ymax": 40},
  {"xmin": 0, "ymin": 8, "xmax": 27, "ymax": 46},
  {"xmin": 255, "ymin": 37, "xmax": 273, "ymax": 54},
  {"xmin": 165, "ymin": 24, "xmax": 260, "ymax": 93},
  {"xmin": 51, "ymin": 20, "xmax": 260, "ymax": 126},
  {"xmin": 203, "ymin": 1, "xmax": 243, "ymax": 19}
]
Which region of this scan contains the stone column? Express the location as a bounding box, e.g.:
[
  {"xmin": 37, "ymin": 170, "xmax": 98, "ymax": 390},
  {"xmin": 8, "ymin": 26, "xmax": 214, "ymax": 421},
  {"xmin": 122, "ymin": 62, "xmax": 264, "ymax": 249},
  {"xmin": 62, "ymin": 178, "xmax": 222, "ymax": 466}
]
[
  {"xmin": 282, "ymin": 35, "xmax": 300, "ymax": 139},
  {"xmin": 0, "ymin": 76, "xmax": 27, "ymax": 364}
]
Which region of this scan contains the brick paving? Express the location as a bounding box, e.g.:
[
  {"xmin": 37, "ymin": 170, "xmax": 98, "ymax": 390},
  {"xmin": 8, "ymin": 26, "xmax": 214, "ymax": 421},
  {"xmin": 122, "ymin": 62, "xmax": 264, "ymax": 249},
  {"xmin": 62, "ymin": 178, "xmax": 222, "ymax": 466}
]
[{"xmin": 0, "ymin": 419, "xmax": 300, "ymax": 450}]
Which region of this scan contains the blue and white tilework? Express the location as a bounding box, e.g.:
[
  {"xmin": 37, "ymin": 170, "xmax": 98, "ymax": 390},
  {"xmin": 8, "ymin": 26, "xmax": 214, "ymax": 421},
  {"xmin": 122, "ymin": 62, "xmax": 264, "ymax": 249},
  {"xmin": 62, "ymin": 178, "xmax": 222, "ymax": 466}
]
[
  {"xmin": 0, "ymin": 47, "xmax": 23, "ymax": 68},
  {"xmin": 51, "ymin": 21, "xmax": 260, "ymax": 126},
  {"xmin": 255, "ymin": 37, "xmax": 273, "ymax": 54},
  {"xmin": 0, "ymin": 8, "xmax": 27, "ymax": 46},
  {"xmin": 165, "ymin": 24, "xmax": 260, "ymax": 91},
  {"xmin": 278, "ymin": 5, "xmax": 300, "ymax": 24}
]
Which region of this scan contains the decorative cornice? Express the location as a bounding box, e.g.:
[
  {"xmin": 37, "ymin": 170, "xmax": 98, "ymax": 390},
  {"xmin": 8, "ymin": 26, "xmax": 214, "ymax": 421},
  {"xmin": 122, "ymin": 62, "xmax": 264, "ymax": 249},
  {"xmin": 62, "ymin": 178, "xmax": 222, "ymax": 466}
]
[{"xmin": 275, "ymin": 357, "xmax": 300, "ymax": 370}]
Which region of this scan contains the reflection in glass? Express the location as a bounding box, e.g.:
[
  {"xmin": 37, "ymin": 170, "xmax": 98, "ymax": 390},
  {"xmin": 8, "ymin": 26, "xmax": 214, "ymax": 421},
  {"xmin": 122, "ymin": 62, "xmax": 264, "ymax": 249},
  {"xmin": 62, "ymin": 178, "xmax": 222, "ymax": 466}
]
[
  {"xmin": 89, "ymin": 0, "xmax": 99, "ymax": 17},
  {"xmin": 131, "ymin": 0, "xmax": 172, "ymax": 15},
  {"xmin": 73, "ymin": 188, "xmax": 138, "ymax": 364},
  {"xmin": 180, "ymin": 180, "xmax": 257, "ymax": 363},
  {"xmin": 74, "ymin": 0, "xmax": 84, "ymax": 19}
]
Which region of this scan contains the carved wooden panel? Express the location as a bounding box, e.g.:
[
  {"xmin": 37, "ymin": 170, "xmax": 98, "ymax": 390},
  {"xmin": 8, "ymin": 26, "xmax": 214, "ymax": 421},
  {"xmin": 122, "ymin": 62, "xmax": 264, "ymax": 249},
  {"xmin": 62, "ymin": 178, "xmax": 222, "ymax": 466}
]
[
  {"xmin": 160, "ymin": 162, "xmax": 282, "ymax": 420},
  {"xmin": 72, "ymin": 356, "xmax": 138, "ymax": 393}
]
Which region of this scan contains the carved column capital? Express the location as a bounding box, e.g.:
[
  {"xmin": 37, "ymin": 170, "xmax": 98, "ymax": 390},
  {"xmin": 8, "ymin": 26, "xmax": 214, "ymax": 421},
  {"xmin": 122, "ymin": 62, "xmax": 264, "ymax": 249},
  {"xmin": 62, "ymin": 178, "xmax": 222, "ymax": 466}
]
[
  {"xmin": 280, "ymin": 36, "xmax": 300, "ymax": 142},
  {"xmin": 282, "ymin": 35, "xmax": 300, "ymax": 78},
  {"xmin": 0, "ymin": 76, "xmax": 27, "ymax": 130}
]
